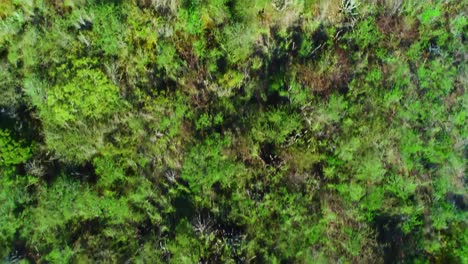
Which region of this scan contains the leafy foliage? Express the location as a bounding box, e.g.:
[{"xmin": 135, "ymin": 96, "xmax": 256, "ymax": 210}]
[{"xmin": 0, "ymin": 0, "xmax": 466, "ymax": 263}]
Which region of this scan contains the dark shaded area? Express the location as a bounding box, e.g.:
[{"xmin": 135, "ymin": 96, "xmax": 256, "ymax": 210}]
[
  {"xmin": 172, "ymin": 192, "xmax": 196, "ymax": 222},
  {"xmin": 310, "ymin": 25, "xmax": 328, "ymax": 58},
  {"xmin": 374, "ymin": 215, "xmax": 405, "ymax": 263},
  {"xmin": 373, "ymin": 214, "xmax": 423, "ymax": 264},
  {"xmin": 5, "ymin": 237, "xmax": 35, "ymax": 263},
  {"xmin": 0, "ymin": 104, "xmax": 41, "ymax": 143},
  {"xmin": 259, "ymin": 142, "xmax": 278, "ymax": 165},
  {"xmin": 446, "ymin": 192, "xmax": 467, "ymax": 211},
  {"xmin": 65, "ymin": 162, "xmax": 98, "ymax": 184}
]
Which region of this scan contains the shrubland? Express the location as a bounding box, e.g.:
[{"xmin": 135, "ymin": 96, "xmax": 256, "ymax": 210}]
[{"xmin": 0, "ymin": 0, "xmax": 466, "ymax": 263}]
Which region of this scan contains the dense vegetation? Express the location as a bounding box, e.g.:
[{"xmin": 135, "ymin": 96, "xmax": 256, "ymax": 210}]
[{"xmin": 0, "ymin": 0, "xmax": 467, "ymax": 263}]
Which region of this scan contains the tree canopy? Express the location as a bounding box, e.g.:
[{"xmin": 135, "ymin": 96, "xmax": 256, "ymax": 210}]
[{"xmin": 0, "ymin": 0, "xmax": 466, "ymax": 263}]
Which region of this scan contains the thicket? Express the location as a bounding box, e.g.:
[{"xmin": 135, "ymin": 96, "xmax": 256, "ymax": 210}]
[{"xmin": 0, "ymin": 0, "xmax": 466, "ymax": 263}]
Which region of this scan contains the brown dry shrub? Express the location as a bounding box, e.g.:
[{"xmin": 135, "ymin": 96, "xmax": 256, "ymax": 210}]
[
  {"xmin": 296, "ymin": 47, "xmax": 351, "ymax": 94},
  {"xmin": 331, "ymin": 47, "xmax": 351, "ymax": 91},
  {"xmin": 297, "ymin": 64, "xmax": 332, "ymax": 93},
  {"xmin": 48, "ymin": 0, "xmax": 86, "ymax": 14},
  {"xmin": 321, "ymin": 194, "xmax": 384, "ymax": 263},
  {"xmin": 376, "ymin": 15, "xmax": 420, "ymax": 46}
]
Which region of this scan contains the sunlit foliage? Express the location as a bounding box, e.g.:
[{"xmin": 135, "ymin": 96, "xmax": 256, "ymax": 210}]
[{"xmin": 0, "ymin": 0, "xmax": 466, "ymax": 262}]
